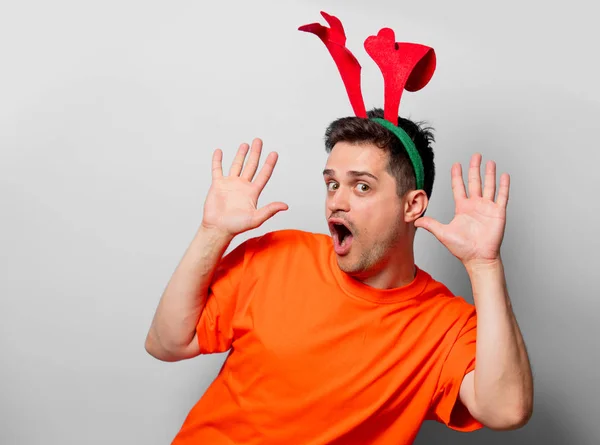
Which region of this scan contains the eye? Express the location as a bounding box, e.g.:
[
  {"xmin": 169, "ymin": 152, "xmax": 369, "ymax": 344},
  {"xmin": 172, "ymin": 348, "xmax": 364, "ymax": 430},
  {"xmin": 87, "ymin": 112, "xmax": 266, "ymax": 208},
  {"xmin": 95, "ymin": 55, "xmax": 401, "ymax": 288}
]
[
  {"xmin": 356, "ymin": 183, "xmax": 370, "ymax": 193},
  {"xmin": 327, "ymin": 181, "xmax": 339, "ymax": 192}
]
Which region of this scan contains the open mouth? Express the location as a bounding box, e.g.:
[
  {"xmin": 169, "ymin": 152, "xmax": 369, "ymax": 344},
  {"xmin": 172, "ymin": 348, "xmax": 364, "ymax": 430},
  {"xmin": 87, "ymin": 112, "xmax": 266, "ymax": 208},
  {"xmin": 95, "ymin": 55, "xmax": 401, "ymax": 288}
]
[{"xmin": 329, "ymin": 219, "xmax": 354, "ymax": 255}]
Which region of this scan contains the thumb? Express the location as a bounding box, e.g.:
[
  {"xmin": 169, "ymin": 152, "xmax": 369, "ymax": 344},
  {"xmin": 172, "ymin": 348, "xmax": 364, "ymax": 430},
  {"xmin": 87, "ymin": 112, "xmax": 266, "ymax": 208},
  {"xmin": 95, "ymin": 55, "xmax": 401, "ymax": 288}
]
[
  {"xmin": 414, "ymin": 216, "xmax": 444, "ymax": 239},
  {"xmin": 251, "ymin": 202, "xmax": 289, "ymax": 227}
]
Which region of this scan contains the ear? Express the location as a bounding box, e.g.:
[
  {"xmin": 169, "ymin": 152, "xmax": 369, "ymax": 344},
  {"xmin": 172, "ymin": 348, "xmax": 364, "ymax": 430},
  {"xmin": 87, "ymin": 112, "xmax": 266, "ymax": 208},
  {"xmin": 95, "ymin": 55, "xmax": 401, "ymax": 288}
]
[{"xmin": 403, "ymin": 189, "xmax": 428, "ymax": 223}]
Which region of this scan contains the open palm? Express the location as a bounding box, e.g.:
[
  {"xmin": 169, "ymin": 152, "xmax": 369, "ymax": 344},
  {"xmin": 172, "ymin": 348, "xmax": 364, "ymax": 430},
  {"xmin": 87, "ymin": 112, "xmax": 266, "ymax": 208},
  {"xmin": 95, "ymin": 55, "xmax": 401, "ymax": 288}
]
[
  {"xmin": 202, "ymin": 138, "xmax": 288, "ymax": 237},
  {"xmin": 415, "ymin": 154, "xmax": 510, "ymax": 266}
]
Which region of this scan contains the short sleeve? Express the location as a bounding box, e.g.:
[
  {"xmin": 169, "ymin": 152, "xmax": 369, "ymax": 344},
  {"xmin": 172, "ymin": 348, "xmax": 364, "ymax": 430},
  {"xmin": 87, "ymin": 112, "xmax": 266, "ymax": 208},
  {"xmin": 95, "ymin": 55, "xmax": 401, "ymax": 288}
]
[
  {"xmin": 428, "ymin": 309, "xmax": 484, "ymax": 432},
  {"xmin": 195, "ymin": 240, "xmax": 247, "ymax": 354}
]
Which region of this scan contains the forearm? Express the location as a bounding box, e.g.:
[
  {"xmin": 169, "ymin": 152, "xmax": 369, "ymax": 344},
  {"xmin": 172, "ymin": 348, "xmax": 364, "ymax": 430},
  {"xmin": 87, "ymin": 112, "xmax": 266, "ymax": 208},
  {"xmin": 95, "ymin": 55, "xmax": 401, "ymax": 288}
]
[
  {"xmin": 466, "ymin": 258, "xmax": 533, "ymax": 427},
  {"xmin": 145, "ymin": 226, "xmax": 234, "ymax": 361}
]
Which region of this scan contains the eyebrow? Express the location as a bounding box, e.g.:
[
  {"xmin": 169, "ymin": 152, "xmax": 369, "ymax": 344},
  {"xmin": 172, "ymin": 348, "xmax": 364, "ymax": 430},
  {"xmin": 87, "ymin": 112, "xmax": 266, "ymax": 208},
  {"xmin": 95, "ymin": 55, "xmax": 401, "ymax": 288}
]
[{"xmin": 322, "ymin": 169, "xmax": 379, "ymax": 181}]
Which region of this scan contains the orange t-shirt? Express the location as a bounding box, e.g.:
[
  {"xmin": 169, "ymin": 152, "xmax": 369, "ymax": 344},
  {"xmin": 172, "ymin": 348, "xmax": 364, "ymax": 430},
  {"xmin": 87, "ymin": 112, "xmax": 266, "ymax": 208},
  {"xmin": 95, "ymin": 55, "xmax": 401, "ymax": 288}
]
[{"xmin": 172, "ymin": 229, "xmax": 483, "ymax": 444}]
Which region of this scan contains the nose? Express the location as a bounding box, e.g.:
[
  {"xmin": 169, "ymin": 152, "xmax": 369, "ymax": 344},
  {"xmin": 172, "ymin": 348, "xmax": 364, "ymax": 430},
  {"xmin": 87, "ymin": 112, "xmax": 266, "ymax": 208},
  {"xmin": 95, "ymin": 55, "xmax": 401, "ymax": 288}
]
[{"xmin": 327, "ymin": 186, "xmax": 351, "ymax": 213}]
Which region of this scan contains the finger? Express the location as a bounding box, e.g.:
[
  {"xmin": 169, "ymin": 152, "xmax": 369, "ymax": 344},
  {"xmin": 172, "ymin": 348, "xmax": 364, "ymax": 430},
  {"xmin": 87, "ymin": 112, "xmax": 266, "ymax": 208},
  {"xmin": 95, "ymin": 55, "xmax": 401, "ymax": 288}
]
[
  {"xmin": 496, "ymin": 173, "xmax": 510, "ymax": 209},
  {"xmin": 251, "ymin": 202, "xmax": 289, "ymax": 228},
  {"xmin": 451, "ymin": 163, "xmax": 467, "ymax": 201},
  {"xmin": 468, "ymin": 153, "xmax": 483, "ymax": 198},
  {"xmin": 228, "ymin": 143, "xmax": 250, "ymax": 177},
  {"xmin": 241, "ymin": 138, "xmax": 263, "ymax": 181},
  {"xmin": 414, "ymin": 216, "xmax": 446, "ymax": 240},
  {"xmin": 212, "ymin": 149, "xmax": 223, "ymax": 179},
  {"xmin": 482, "ymin": 160, "xmax": 496, "ymax": 201},
  {"xmin": 253, "ymin": 151, "xmax": 279, "ymax": 191}
]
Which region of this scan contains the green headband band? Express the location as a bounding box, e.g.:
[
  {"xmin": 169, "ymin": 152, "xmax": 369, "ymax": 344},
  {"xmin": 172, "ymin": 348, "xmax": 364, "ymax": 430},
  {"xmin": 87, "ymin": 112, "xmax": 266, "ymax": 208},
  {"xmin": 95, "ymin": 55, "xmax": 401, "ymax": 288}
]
[{"xmin": 370, "ymin": 118, "xmax": 424, "ymax": 191}]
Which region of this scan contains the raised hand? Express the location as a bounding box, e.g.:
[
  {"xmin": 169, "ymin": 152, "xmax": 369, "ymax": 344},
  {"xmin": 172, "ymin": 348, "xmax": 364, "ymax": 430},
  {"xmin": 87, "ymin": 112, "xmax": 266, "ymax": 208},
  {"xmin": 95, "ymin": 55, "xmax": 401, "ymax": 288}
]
[
  {"xmin": 201, "ymin": 138, "xmax": 288, "ymax": 237},
  {"xmin": 414, "ymin": 153, "xmax": 510, "ymax": 267}
]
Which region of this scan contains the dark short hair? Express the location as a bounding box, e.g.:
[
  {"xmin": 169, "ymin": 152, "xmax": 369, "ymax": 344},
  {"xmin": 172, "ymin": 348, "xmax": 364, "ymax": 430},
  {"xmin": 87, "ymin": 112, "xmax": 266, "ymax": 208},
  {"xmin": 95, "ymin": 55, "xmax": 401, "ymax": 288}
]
[{"xmin": 324, "ymin": 108, "xmax": 436, "ymax": 200}]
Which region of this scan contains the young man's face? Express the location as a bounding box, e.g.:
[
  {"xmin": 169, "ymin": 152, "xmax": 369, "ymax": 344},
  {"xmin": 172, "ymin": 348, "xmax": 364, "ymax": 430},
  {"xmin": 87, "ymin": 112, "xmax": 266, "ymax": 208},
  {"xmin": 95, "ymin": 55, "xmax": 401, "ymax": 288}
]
[{"xmin": 323, "ymin": 141, "xmax": 410, "ymax": 275}]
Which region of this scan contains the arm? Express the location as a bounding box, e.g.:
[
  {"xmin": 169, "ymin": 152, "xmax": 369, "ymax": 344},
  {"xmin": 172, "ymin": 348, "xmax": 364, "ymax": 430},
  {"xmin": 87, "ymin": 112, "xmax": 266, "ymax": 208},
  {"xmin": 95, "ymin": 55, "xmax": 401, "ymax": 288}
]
[
  {"xmin": 145, "ymin": 139, "xmax": 287, "ymax": 362},
  {"xmin": 416, "ymin": 153, "xmax": 533, "ymax": 430},
  {"xmin": 144, "ymin": 227, "xmax": 233, "ymax": 362},
  {"xmin": 459, "ymin": 259, "xmax": 533, "ymax": 429}
]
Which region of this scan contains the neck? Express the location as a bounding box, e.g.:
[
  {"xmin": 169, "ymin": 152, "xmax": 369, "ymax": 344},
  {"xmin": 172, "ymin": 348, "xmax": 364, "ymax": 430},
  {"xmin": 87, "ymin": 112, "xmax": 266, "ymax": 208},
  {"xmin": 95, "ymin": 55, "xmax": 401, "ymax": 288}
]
[{"xmin": 355, "ymin": 245, "xmax": 416, "ymax": 290}]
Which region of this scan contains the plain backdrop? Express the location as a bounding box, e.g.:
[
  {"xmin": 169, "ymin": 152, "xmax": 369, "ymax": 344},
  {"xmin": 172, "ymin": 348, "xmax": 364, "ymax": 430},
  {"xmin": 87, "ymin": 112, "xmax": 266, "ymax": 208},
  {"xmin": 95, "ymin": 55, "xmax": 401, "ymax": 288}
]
[{"xmin": 1, "ymin": 0, "xmax": 598, "ymax": 444}]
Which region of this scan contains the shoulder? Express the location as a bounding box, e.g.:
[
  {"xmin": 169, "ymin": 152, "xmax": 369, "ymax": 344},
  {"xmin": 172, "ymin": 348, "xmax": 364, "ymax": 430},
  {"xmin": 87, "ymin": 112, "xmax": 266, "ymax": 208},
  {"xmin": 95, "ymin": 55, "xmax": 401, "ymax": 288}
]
[
  {"xmin": 231, "ymin": 229, "xmax": 332, "ymax": 281},
  {"xmin": 213, "ymin": 230, "xmax": 332, "ymax": 289},
  {"xmin": 243, "ymin": 229, "xmax": 332, "ymax": 259},
  {"xmin": 418, "ymin": 269, "xmax": 477, "ymax": 324}
]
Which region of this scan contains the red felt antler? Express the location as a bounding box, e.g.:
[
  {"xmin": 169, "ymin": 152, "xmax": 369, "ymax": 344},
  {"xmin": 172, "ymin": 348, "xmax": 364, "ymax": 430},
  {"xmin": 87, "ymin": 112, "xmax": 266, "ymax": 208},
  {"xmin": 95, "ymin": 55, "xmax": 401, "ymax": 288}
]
[
  {"xmin": 299, "ymin": 11, "xmax": 367, "ymax": 118},
  {"xmin": 364, "ymin": 28, "xmax": 436, "ymax": 123}
]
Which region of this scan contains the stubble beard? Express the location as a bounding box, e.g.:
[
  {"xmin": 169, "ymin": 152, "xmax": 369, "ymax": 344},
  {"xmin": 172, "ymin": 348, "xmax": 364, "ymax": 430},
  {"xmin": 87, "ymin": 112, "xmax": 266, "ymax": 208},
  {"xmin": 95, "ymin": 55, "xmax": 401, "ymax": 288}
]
[{"xmin": 337, "ymin": 225, "xmax": 403, "ymax": 276}]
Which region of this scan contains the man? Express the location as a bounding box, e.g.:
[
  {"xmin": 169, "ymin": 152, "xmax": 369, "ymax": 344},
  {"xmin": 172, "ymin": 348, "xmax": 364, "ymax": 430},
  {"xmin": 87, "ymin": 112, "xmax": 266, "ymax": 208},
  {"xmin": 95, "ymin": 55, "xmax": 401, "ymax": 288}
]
[
  {"xmin": 145, "ymin": 108, "xmax": 533, "ymax": 444},
  {"xmin": 146, "ymin": 10, "xmax": 533, "ymax": 443}
]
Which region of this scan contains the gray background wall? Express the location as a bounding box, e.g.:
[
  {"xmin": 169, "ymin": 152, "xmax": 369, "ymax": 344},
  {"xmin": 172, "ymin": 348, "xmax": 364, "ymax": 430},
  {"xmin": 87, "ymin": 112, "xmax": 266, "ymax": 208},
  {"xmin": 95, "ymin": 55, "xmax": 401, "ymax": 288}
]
[{"xmin": 1, "ymin": 0, "xmax": 598, "ymax": 444}]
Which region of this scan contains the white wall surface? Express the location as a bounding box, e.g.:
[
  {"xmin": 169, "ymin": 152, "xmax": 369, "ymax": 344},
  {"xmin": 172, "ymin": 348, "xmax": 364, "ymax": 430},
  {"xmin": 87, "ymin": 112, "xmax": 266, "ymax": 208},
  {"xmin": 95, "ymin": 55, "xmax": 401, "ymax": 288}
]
[{"xmin": 1, "ymin": 0, "xmax": 598, "ymax": 444}]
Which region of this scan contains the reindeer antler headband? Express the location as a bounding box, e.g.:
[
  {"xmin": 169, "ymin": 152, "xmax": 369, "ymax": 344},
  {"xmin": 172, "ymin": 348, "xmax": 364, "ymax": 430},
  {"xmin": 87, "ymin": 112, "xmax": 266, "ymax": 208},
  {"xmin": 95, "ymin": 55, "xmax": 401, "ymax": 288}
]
[{"xmin": 299, "ymin": 11, "xmax": 436, "ymax": 190}]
